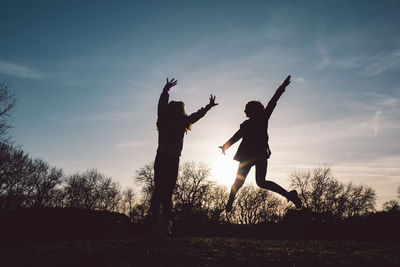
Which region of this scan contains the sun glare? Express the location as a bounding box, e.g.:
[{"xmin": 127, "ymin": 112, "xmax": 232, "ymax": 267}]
[{"xmin": 210, "ymin": 155, "xmax": 239, "ymax": 187}]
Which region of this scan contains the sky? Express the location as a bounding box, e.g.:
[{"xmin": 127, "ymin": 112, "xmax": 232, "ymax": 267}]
[{"xmin": 1, "ymin": 0, "xmax": 399, "ymax": 207}]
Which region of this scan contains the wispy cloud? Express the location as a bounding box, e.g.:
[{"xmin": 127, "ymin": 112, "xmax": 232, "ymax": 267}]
[
  {"xmin": 336, "ymin": 49, "xmax": 400, "ymax": 76},
  {"xmin": 270, "ymin": 91, "xmax": 400, "ymax": 167},
  {"xmin": 362, "ymin": 49, "xmax": 400, "ymax": 76},
  {"xmin": 316, "ymin": 40, "xmax": 330, "ymax": 70},
  {"xmin": 278, "ymin": 116, "xmax": 383, "ymax": 148},
  {"xmin": 0, "ymin": 60, "xmax": 48, "ymax": 79},
  {"xmin": 314, "ymin": 41, "xmax": 400, "ymax": 76},
  {"xmin": 366, "ymin": 110, "xmax": 381, "ymax": 137}
]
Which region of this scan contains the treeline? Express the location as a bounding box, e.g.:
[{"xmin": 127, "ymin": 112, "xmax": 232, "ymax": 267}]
[
  {"xmin": 2, "ymin": 139, "xmax": 400, "ymax": 242},
  {"xmin": 3, "ymin": 140, "xmax": 399, "ymax": 227},
  {"xmin": 133, "ymin": 161, "xmax": 383, "ymax": 227},
  {"xmin": 0, "ymin": 142, "xmax": 135, "ymax": 216}
]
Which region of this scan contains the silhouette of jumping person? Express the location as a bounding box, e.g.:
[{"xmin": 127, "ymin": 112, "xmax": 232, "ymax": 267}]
[
  {"xmin": 219, "ymin": 75, "xmax": 302, "ymax": 212},
  {"xmin": 151, "ymin": 78, "xmax": 218, "ymax": 238}
]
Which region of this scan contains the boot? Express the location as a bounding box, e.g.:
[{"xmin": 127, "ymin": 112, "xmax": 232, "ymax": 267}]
[{"xmin": 287, "ymin": 190, "xmax": 302, "ymax": 209}]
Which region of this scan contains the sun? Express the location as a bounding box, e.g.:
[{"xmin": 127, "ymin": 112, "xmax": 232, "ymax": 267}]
[{"xmin": 210, "ymin": 155, "xmax": 239, "ymax": 187}]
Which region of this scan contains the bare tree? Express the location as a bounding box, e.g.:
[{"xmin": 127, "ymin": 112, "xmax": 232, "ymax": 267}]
[
  {"xmin": 63, "ymin": 169, "xmax": 120, "ymax": 210},
  {"xmin": 203, "ymin": 184, "xmax": 229, "ymax": 223},
  {"xmin": 0, "ymin": 142, "xmax": 32, "ymax": 211},
  {"xmin": 290, "ymin": 165, "xmax": 376, "ymax": 218},
  {"xmin": 50, "ymin": 187, "xmax": 66, "ymax": 208},
  {"xmin": 0, "ymin": 143, "xmax": 65, "ymax": 211},
  {"xmin": 132, "ymin": 162, "xmax": 155, "ymax": 220},
  {"xmin": 132, "ymin": 161, "xmax": 287, "ymax": 225},
  {"xmin": 345, "ymin": 183, "xmax": 376, "ymax": 217},
  {"xmin": 96, "ymin": 178, "xmax": 121, "ymax": 211},
  {"xmin": 25, "ymin": 158, "xmax": 64, "ymax": 208},
  {"xmin": 397, "ymin": 186, "xmax": 400, "ymax": 200},
  {"xmin": 133, "ymin": 161, "xmax": 224, "ymax": 223},
  {"xmin": 134, "ymin": 162, "xmax": 154, "ymax": 205},
  {"xmin": 173, "ymin": 162, "xmax": 214, "ymax": 217},
  {"xmin": 118, "ymin": 188, "xmax": 136, "ymax": 221},
  {"xmin": 382, "ymin": 200, "xmax": 400, "ymax": 213},
  {"xmin": 0, "ymin": 81, "xmax": 16, "ymax": 143},
  {"xmin": 227, "ymin": 184, "xmax": 284, "ymax": 224}
]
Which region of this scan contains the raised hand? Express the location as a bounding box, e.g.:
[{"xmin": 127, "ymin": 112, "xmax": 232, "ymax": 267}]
[
  {"xmin": 163, "ymin": 78, "xmax": 178, "ymax": 92},
  {"xmin": 280, "ymin": 75, "xmax": 291, "ymax": 88},
  {"xmin": 208, "ymin": 94, "xmax": 218, "ymax": 108}
]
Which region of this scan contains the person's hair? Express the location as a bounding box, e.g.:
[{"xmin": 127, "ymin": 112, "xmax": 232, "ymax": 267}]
[
  {"xmin": 167, "ymin": 101, "xmax": 192, "ymax": 132},
  {"xmin": 244, "ymin": 101, "xmax": 264, "ymax": 118}
]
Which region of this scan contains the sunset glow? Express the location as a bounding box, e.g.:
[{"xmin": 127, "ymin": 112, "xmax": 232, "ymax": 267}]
[
  {"xmin": 1, "ymin": 0, "xmax": 399, "ymax": 208},
  {"xmin": 210, "ymin": 155, "xmax": 238, "ymax": 187}
]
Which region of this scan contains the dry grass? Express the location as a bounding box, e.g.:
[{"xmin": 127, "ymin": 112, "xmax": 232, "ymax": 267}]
[{"xmin": 1, "ymin": 237, "xmax": 399, "ymax": 266}]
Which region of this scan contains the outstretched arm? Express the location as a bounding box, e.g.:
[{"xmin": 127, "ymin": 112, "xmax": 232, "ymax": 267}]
[
  {"xmin": 187, "ymin": 94, "xmax": 218, "ymax": 124},
  {"xmin": 219, "ymin": 129, "xmax": 242, "ymax": 155},
  {"xmin": 265, "ymin": 75, "xmax": 291, "ymax": 117},
  {"xmin": 158, "ymin": 78, "xmax": 177, "ymax": 118}
]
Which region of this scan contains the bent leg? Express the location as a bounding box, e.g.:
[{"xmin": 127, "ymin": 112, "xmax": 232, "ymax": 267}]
[{"xmin": 255, "ymin": 158, "xmax": 288, "ymax": 198}]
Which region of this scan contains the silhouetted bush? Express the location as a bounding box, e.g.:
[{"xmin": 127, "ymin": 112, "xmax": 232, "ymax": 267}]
[
  {"xmin": 0, "ymin": 207, "xmax": 132, "ymax": 243},
  {"xmin": 168, "ymin": 208, "xmax": 400, "ymax": 242}
]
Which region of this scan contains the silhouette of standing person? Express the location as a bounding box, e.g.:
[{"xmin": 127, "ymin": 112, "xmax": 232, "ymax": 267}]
[
  {"xmin": 151, "ymin": 78, "xmax": 218, "ymax": 238},
  {"xmin": 219, "ymin": 75, "xmax": 302, "ymax": 212}
]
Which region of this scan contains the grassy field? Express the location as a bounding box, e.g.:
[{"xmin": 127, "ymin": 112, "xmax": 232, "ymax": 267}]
[{"xmin": 1, "ymin": 237, "xmax": 399, "ymax": 266}]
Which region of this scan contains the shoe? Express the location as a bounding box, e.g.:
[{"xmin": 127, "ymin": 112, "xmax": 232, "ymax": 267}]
[{"xmin": 287, "ymin": 190, "xmax": 302, "ymax": 209}]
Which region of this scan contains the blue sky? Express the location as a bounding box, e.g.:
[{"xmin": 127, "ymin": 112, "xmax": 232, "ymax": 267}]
[{"xmin": 1, "ymin": 0, "xmax": 399, "ymax": 207}]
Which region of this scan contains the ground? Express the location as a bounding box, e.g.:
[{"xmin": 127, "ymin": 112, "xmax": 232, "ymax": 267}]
[{"xmin": 1, "ymin": 237, "xmax": 399, "ymax": 266}]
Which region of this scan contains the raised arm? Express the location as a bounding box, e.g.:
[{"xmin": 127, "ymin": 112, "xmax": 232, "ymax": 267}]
[
  {"xmin": 187, "ymin": 94, "xmax": 218, "ymax": 124},
  {"xmin": 265, "ymin": 75, "xmax": 291, "ymax": 117},
  {"xmin": 158, "ymin": 78, "xmax": 177, "ymax": 118}
]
